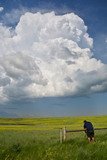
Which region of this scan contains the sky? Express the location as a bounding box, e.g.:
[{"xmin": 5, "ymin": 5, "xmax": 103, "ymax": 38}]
[{"xmin": 0, "ymin": 0, "xmax": 107, "ymax": 117}]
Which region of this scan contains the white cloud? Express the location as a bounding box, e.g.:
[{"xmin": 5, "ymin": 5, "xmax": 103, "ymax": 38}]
[
  {"xmin": 0, "ymin": 6, "xmax": 3, "ymax": 12},
  {"xmin": 0, "ymin": 11, "xmax": 107, "ymax": 103}
]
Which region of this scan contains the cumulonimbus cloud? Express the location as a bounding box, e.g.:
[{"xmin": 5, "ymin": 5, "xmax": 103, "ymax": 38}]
[{"xmin": 0, "ymin": 11, "xmax": 107, "ymax": 103}]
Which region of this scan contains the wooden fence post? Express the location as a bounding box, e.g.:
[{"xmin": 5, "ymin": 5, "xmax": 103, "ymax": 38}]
[
  {"xmin": 63, "ymin": 127, "xmax": 66, "ymax": 141},
  {"xmin": 60, "ymin": 128, "xmax": 63, "ymax": 143}
]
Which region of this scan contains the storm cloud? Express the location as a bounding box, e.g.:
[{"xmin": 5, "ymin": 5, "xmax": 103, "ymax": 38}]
[{"xmin": 0, "ymin": 11, "xmax": 107, "ymax": 103}]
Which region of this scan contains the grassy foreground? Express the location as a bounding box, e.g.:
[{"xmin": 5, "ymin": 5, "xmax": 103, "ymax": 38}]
[{"xmin": 0, "ymin": 115, "xmax": 107, "ymax": 160}]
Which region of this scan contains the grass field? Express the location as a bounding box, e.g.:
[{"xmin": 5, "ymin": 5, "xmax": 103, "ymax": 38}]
[{"xmin": 0, "ymin": 115, "xmax": 107, "ymax": 160}]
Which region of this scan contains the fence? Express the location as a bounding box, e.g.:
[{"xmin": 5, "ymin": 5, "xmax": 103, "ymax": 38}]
[{"xmin": 60, "ymin": 127, "xmax": 107, "ymax": 143}]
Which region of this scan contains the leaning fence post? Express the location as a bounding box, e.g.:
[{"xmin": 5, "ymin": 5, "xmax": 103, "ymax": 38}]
[{"xmin": 63, "ymin": 127, "xmax": 66, "ymax": 141}]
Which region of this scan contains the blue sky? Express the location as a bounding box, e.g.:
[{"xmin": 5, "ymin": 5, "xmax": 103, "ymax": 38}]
[
  {"xmin": 1, "ymin": 0, "xmax": 107, "ymax": 62},
  {"xmin": 0, "ymin": 0, "xmax": 107, "ymax": 117}
]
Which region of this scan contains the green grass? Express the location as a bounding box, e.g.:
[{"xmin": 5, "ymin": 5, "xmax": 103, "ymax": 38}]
[{"xmin": 0, "ymin": 115, "xmax": 107, "ymax": 160}]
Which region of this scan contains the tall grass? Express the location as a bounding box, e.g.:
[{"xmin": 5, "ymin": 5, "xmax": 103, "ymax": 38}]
[{"xmin": 0, "ymin": 116, "xmax": 107, "ymax": 160}]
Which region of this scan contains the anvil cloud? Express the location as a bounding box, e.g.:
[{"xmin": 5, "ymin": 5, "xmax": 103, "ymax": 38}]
[{"xmin": 0, "ymin": 12, "xmax": 107, "ymax": 103}]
